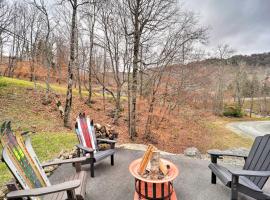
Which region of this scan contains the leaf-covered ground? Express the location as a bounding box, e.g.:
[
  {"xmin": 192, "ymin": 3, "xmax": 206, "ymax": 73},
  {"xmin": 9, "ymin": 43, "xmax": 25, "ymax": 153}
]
[{"xmin": 0, "ymin": 76, "xmax": 253, "ymax": 187}]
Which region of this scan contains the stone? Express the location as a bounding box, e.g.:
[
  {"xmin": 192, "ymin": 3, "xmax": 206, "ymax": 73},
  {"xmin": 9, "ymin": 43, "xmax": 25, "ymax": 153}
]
[
  {"xmin": 0, "ymin": 189, "xmax": 5, "ymax": 199},
  {"xmin": 62, "ymin": 152, "xmax": 70, "ymax": 159},
  {"xmin": 44, "ymin": 166, "xmax": 55, "ymax": 173},
  {"xmin": 184, "ymin": 147, "xmax": 201, "ymax": 158}
]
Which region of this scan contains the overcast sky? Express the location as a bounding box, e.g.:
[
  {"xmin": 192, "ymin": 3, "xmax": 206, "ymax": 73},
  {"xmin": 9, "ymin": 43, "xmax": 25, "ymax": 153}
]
[{"xmin": 182, "ymin": 0, "xmax": 270, "ymax": 55}]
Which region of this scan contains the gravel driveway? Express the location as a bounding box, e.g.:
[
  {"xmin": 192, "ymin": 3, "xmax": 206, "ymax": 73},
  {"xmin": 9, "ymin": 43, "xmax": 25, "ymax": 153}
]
[{"xmin": 226, "ymin": 121, "xmax": 270, "ymax": 138}]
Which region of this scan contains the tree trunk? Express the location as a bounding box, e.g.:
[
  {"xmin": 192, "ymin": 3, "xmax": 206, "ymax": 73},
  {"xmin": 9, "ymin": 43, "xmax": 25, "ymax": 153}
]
[
  {"xmin": 250, "ymin": 95, "xmax": 254, "ymax": 118},
  {"xmin": 86, "ymin": 12, "xmax": 95, "ymax": 106},
  {"xmin": 130, "ymin": 13, "xmax": 140, "ymax": 139},
  {"xmin": 75, "ymin": 26, "xmax": 82, "ymax": 100},
  {"xmin": 113, "ymin": 85, "xmax": 121, "ymax": 124},
  {"xmin": 64, "ymin": 1, "xmax": 77, "ymax": 127},
  {"xmin": 144, "ymin": 95, "xmax": 155, "ymax": 137}
]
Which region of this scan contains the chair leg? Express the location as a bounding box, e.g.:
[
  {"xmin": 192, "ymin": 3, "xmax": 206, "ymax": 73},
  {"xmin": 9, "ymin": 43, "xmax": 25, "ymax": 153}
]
[
  {"xmin": 90, "ymin": 161, "xmax": 94, "ymax": 177},
  {"xmin": 211, "ymin": 172, "xmax": 216, "ymax": 184},
  {"xmin": 111, "ymin": 154, "xmax": 114, "ymax": 166},
  {"xmin": 231, "ymin": 175, "xmax": 239, "ymax": 200}
]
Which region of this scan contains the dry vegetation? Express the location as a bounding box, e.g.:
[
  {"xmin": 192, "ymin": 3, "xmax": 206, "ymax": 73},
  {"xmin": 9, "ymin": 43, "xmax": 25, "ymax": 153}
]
[{"xmin": 0, "ymin": 76, "xmax": 253, "ymax": 155}]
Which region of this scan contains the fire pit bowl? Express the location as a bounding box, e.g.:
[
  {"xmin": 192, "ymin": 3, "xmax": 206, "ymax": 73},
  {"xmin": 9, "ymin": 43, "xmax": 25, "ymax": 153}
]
[{"xmin": 129, "ymin": 158, "xmax": 179, "ymax": 200}]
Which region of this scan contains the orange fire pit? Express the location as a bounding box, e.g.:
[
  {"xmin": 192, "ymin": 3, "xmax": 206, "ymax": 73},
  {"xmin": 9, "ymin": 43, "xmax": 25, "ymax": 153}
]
[{"xmin": 129, "ymin": 158, "xmax": 179, "ymax": 200}]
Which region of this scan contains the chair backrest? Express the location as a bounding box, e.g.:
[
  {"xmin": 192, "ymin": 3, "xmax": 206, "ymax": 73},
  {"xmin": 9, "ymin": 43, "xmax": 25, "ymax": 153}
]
[
  {"xmin": 243, "ymin": 134, "xmax": 270, "ymax": 189},
  {"xmin": 75, "ymin": 113, "xmax": 98, "ymax": 151},
  {"xmin": 0, "ymin": 121, "xmax": 50, "ymax": 195}
]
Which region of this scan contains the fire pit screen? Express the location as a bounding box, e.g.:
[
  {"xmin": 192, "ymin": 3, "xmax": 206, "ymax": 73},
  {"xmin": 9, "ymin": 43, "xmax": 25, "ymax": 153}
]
[{"xmin": 129, "ymin": 145, "xmax": 179, "ymax": 200}]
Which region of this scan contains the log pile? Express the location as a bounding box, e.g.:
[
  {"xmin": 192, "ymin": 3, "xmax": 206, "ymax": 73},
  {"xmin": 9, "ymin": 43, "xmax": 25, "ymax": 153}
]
[
  {"xmin": 138, "ymin": 145, "xmax": 170, "ymax": 180},
  {"xmin": 94, "ymin": 123, "xmax": 118, "ymax": 150},
  {"xmin": 94, "ymin": 123, "xmax": 118, "ymax": 140}
]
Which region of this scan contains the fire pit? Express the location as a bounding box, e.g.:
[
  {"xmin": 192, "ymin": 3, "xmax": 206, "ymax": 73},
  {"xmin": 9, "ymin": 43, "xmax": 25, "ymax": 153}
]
[{"xmin": 129, "ymin": 145, "xmax": 179, "ymax": 200}]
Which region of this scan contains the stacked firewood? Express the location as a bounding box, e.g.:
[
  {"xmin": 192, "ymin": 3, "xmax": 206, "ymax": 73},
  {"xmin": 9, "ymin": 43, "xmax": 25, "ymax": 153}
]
[
  {"xmin": 94, "ymin": 123, "xmax": 118, "ymax": 140},
  {"xmin": 138, "ymin": 145, "xmax": 170, "ymax": 180},
  {"xmin": 94, "ymin": 123, "xmax": 118, "ymax": 150}
]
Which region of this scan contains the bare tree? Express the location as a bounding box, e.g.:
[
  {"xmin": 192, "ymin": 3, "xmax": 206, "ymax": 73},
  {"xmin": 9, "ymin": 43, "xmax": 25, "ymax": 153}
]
[
  {"xmin": 62, "ymin": 0, "xmax": 89, "ymax": 127},
  {"xmin": 91, "ymin": 1, "xmax": 130, "ymax": 124},
  {"xmin": 143, "ymin": 13, "xmax": 206, "ymax": 137},
  {"xmin": 213, "ymin": 44, "xmax": 234, "ymax": 116},
  {"xmin": 31, "ymin": 0, "xmax": 54, "ymax": 102},
  {"xmin": 233, "ymin": 61, "xmax": 248, "ymax": 109},
  {"xmin": 125, "ymin": 0, "xmax": 179, "ymax": 139}
]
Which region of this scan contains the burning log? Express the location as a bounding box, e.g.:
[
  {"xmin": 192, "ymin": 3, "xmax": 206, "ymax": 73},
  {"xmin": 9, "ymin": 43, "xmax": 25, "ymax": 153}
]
[
  {"xmin": 138, "ymin": 145, "xmax": 155, "ymax": 175},
  {"xmin": 138, "ymin": 145, "xmax": 169, "ymax": 180}
]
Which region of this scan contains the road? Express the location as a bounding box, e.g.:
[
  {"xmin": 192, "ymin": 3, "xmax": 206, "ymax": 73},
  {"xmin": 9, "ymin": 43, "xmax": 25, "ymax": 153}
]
[{"xmin": 226, "ymin": 121, "xmax": 270, "ymax": 138}]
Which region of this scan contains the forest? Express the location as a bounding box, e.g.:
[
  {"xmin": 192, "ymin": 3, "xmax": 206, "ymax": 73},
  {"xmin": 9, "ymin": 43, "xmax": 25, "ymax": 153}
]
[{"xmin": 1, "ymin": 0, "xmax": 270, "ymax": 152}]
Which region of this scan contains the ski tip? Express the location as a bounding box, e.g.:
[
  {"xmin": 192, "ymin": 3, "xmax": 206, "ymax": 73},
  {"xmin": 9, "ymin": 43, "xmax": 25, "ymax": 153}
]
[
  {"xmin": 0, "ymin": 121, "xmax": 6, "ymax": 134},
  {"xmin": 90, "ymin": 119, "xmax": 94, "ymax": 126},
  {"xmin": 75, "ymin": 122, "xmax": 78, "ymax": 129},
  {"xmin": 6, "ymin": 121, "xmax": 11, "ymax": 131}
]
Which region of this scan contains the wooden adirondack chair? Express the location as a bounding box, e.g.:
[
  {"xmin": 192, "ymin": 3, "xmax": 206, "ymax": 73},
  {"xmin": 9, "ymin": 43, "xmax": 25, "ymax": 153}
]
[
  {"xmin": 1, "ymin": 121, "xmax": 87, "ymax": 200},
  {"xmin": 208, "ymin": 134, "xmax": 270, "ymax": 200},
  {"xmin": 75, "ymin": 113, "xmax": 116, "ymax": 177}
]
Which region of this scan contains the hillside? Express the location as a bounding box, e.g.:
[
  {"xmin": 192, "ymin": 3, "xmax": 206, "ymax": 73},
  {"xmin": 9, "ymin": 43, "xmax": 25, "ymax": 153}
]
[{"xmin": 203, "ymin": 52, "xmax": 270, "ymax": 67}]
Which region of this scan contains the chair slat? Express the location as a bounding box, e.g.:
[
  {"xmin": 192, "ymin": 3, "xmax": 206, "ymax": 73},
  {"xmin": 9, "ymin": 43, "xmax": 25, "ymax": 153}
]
[
  {"xmin": 243, "ymin": 135, "xmax": 270, "ymax": 189},
  {"xmin": 252, "ymin": 136, "xmax": 270, "ymax": 188},
  {"xmin": 244, "ymin": 136, "xmax": 263, "ymax": 170}
]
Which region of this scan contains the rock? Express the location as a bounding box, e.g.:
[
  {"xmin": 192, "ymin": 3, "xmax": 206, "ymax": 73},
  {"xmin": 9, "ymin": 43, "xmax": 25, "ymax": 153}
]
[
  {"xmin": 62, "ymin": 152, "xmax": 70, "ymax": 159},
  {"xmin": 184, "ymin": 147, "xmax": 201, "ymax": 158},
  {"xmin": 44, "ymin": 166, "xmax": 55, "ymax": 173},
  {"xmin": 0, "ymin": 189, "xmax": 5, "ymax": 199},
  {"xmin": 46, "ymin": 172, "xmax": 52, "ymax": 177},
  {"xmin": 70, "ymin": 149, "xmax": 77, "ymax": 157},
  {"xmin": 59, "ymin": 156, "xmax": 65, "ymax": 160}
]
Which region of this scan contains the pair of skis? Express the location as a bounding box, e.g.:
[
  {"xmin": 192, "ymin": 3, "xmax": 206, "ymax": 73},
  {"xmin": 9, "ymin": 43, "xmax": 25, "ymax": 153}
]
[{"xmin": 0, "ymin": 121, "xmax": 47, "ymax": 190}]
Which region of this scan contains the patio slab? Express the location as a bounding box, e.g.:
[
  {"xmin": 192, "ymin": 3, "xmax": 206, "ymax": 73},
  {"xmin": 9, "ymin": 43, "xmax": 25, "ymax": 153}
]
[{"xmin": 49, "ymin": 148, "xmax": 269, "ymax": 200}]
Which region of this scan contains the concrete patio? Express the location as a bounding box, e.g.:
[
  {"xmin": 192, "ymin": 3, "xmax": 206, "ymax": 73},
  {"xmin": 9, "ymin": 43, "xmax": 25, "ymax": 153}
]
[{"xmin": 49, "ymin": 148, "xmax": 269, "ymax": 200}]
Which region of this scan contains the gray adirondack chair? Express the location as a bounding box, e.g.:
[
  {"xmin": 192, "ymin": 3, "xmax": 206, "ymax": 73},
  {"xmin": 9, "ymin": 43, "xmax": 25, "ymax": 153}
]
[
  {"xmin": 75, "ymin": 115, "xmax": 116, "ymax": 178},
  {"xmin": 208, "ymin": 134, "xmax": 270, "ymax": 200},
  {"xmin": 2, "ymin": 136, "xmax": 88, "ymax": 200}
]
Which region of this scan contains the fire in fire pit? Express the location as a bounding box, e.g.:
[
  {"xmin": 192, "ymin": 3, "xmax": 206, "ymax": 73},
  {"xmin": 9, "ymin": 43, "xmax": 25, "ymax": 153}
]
[
  {"xmin": 139, "ymin": 145, "xmax": 170, "ymax": 180},
  {"xmin": 129, "ymin": 144, "xmax": 179, "ymax": 200}
]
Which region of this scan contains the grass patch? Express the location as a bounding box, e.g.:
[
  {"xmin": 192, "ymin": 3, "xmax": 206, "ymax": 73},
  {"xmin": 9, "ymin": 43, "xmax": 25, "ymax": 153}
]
[
  {"xmin": 0, "ymin": 132, "xmax": 77, "ymax": 187},
  {"xmin": 0, "ymin": 78, "xmax": 77, "ymax": 187},
  {"xmin": 0, "ymin": 76, "xmax": 127, "ymax": 100},
  {"xmin": 204, "ymin": 118, "xmax": 253, "ymax": 151}
]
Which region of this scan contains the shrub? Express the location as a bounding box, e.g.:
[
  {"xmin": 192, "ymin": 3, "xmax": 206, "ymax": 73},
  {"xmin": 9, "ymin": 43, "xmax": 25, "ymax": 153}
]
[{"xmin": 223, "ymin": 105, "xmax": 243, "ymax": 117}]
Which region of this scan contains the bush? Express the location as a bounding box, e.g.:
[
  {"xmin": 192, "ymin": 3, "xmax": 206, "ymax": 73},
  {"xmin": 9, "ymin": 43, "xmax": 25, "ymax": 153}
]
[{"xmin": 223, "ymin": 105, "xmax": 243, "ymax": 117}]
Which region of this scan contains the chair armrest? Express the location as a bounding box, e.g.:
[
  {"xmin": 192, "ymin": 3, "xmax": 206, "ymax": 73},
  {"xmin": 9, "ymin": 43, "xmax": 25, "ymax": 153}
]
[
  {"xmin": 229, "ymin": 169, "xmax": 270, "ymax": 177},
  {"xmin": 96, "ymin": 138, "xmax": 117, "ymax": 143},
  {"xmin": 42, "ymin": 157, "xmax": 88, "ymax": 167},
  {"xmin": 208, "ymin": 150, "xmax": 248, "ymax": 159},
  {"xmin": 6, "ymin": 180, "xmax": 80, "ymax": 198},
  {"xmin": 76, "ymin": 144, "xmax": 94, "ymax": 153}
]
